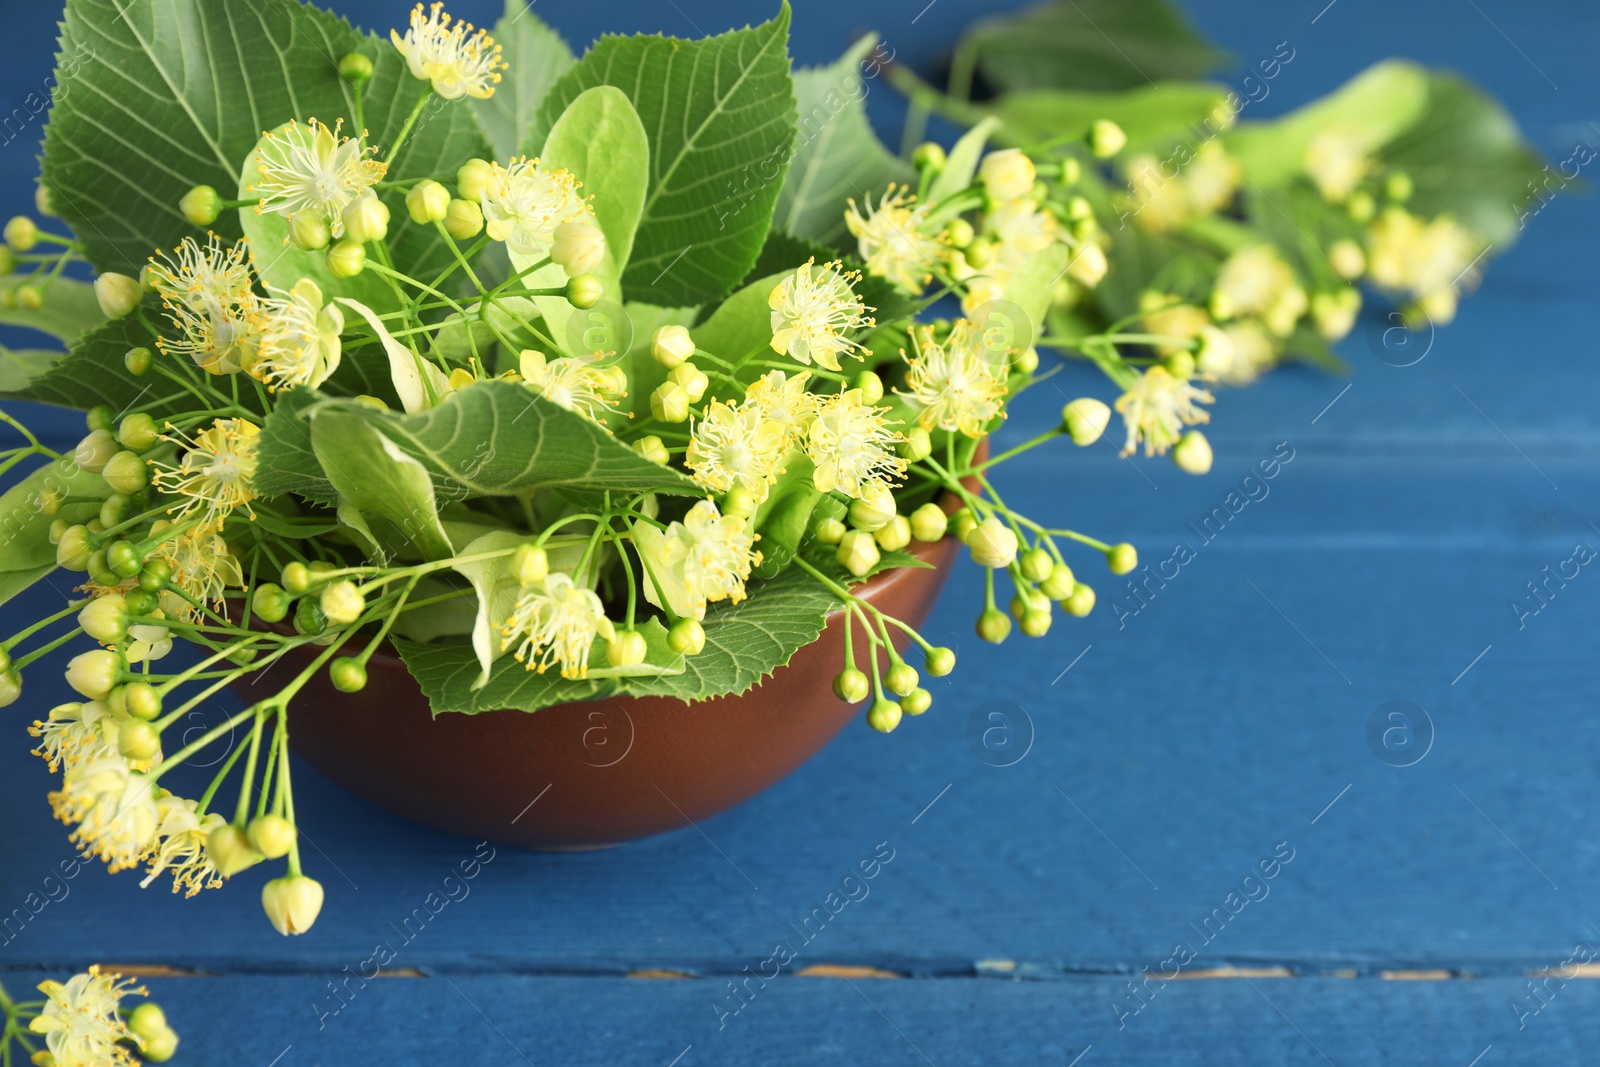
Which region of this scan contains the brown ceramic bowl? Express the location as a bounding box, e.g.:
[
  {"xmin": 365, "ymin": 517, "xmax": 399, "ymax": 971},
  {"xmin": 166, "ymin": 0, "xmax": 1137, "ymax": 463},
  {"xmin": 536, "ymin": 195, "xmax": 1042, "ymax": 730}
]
[{"xmin": 278, "ymin": 531, "xmax": 962, "ymax": 849}]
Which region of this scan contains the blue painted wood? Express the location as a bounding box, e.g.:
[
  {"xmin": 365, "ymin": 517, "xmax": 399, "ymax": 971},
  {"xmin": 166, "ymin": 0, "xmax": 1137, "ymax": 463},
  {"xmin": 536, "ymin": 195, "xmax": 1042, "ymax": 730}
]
[{"xmin": 1, "ymin": 0, "xmax": 1598, "ymax": 1062}]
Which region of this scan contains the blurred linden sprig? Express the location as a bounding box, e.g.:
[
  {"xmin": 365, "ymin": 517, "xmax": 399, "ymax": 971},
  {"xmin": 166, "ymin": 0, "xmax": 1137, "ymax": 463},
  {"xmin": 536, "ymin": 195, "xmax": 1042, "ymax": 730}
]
[
  {"xmin": 0, "ymin": 967, "xmax": 179, "ymax": 1066},
  {"xmin": 0, "ymin": 0, "xmax": 1545, "ymax": 938}
]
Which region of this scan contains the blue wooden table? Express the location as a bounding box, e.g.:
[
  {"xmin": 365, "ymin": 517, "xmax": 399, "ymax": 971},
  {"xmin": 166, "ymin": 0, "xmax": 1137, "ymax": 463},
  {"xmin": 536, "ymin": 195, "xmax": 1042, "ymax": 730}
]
[{"xmin": 3, "ymin": 0, "xmax": 1598, "ymax": 1062}]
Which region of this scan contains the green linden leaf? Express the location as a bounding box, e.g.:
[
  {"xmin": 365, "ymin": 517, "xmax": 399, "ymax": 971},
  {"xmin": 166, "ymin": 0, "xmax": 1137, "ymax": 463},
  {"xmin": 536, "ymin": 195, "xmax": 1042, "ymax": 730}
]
[
  {"xmin": 0, "ymin": 277, "xmax": 105, "ymax": 346},
  {"xmin": 1382, "ymin": 72, "xmax": 1549, "ymax": 249},
  {"xmin": 254, "ymin": 379, "xmax": 699, "ymax": 505},
  {"xmin": 955, "ymin": 0, "xmax": 1225, "ymax": 94},
  {"xmin": 475, "ymin": 0, "xmax": 576, "ymax": 162},
  {"xmin": 1225, "ymin": 60, "xmax": 1431, "ymax": 187},
  {"xmin": 926, "ymin": 117, "xmax": 1001, "ymax": 206},
  {"xmin": 0, "ymin": 456, "xmax": 110, "ymax": 609},
  {"xmin": 777, "ymin": 34, "xmax": 914, "ymax": 245},
  {"xmin": 0, "ymin": 348, "xmax": 65, "ymax": 394},
  {"xmin": 311, "ymin": 408, "xmax": 454, "ymax": 561},
  {"xmin": 980, "ymin": 83, "xmax": 1230, "ymax": 154},
  {"xmin": 529, "ymin": 4, "xmax": 797, "ymax": 306},
  {"xmin": 41, "ymin": 0, "xmax": 487, "ymax": 276}
]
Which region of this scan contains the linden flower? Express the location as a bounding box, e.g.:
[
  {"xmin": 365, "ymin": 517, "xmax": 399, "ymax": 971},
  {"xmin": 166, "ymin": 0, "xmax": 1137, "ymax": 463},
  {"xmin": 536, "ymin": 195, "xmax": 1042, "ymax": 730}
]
[
  {"xmin": 635, "ymin": 499, "xmax": 761, "ymax": 622},
  {"xmin": 155, "ymin": 529, "xmax": 246, "ymax": 621},
  {"xmin": 1212, "ymin": 245, "xmax": 1307, "ymax": 336},
  {"xmin": 30, "ymin": 700, "xmax": 118, "ymax": 772},
  {"xmin": 1125, "ymin": 155, "xmax": 1189, "ymax": 234},
  {"xmin": 1141, "ymin": 300, "xmax": 1212, "ymax": 358},
  {"xmin": 1184, "ymin": 142, "xmax": 1242, "ymax": 216},
  {"xmin": 807, "ymin": 389, "xmax": 907, "ymax": 499},
  {"xmin": 392, "ymin": 2, "xmax": 506, "ymax": 101},
  {"xmin": 252, "ymin": 278, "xmax": 344, "ymax": 391},
  {"xmin": 1366, "ymin": 207, "xmax": 1482, "ymax": 321},
  {"xmin": 1210, "ymin": 321, "xmax": 1278, "ymax": 386},
  {"xmin": 845, "ymin": 186, "xmax": 943, "ymax": 295},
  {"xmin": 252, "ymin": 118, "xmax": 386, "ymax": 237},
  {"xmin": 500, "ymin": 572, "xmax": 615, "ymax": 679},
  {"xmin": 1115, "ymin": 366, "xmax": 1214, "ymax": 457},
  {"xmin": 768, "ymin": 259, "xmax": 875, "ymax": 372},
  {"xmin": 152, "ymin": 418, "xmax": 261, "ymax": 530},
  {"xmin": 742, "ymin": 369, "xmax": 817, "ymax": 441},
  {"xmin": 148, "ymin": 235, "xmax": 262, "ymax": 375},
  {"xmin": 480, "ymin": 157, "xmax": 593, "ymax": 257},
  {"xmin": 50, "ymin": 758, "xmax": 161, "ymax": 873},
  {"xmin": 519, "ymin": 349, "xmax": 623, "ymax": 423},
  {"xmin": 29, "ymin": 967, "xmax": 145, "ymax": 1067},
  {"xmin": 899, "ymin": 321, "xmax": 1010, "ymax": 439},
  {"xmin": 685, "ymin": 400, "xmax": 790, "ymax": 504},
  {"xmin": 1304, "ymin": 127, "xmax": 1371, "ymax": 204},
  {"xmin": 142, "ymin": 795, "xmax": 225, "ymax": 897}
]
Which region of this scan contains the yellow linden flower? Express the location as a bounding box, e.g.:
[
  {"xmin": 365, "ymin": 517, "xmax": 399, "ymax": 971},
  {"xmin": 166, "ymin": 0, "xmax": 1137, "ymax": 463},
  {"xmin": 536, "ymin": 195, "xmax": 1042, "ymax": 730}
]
[
  {"xmin": 1210, "ymin": 320, "xmax": 1278, "ymax": 386},
  {"xmin": 1365, "ymin": 207, "xmax": 1482, "ymax": 322},
  {"xmin": 1125, "ymin": 155, "xmax": 1190, "ymax": 234},
  {"xmin": 49, "ymin": 758, "xmax": 161, "ymax": 873},
  {"xmin": 684, "ymin": 399, "xmax": 790, "ymax": 504},
  {"xmin": 154, "ymin": 528, "xmax": 246, "ymax": 621},
  {"xmin": 1141, "ymin": 299, "xmax": 1211, "ymax": 358},
  {"xmin": 392, "ymin": 2, "xmax": 506, "ymax": 100},
  {"xmin": 635, "ymin": 499, "xmax": 761, "ymax": 622},
  {"xmin": 768, "ymin": 259, "xmax": 875, "ymax": 372},
  {"xmin": 148, "ymin": 235, "xmax": 262, "ymax": 375},
  {"xmin": 500, "ymin": 571, "xmax": 615, "ymax": 679},
  {"xmin": 252, "ymin": 278, "xmax": 344, "ymax": 391},
  {"xmin": 1304, "ymin": 127, "xmax": 1371, "ymax": 204},
  {"xmin": 30, "ymin": 700, "xmax": 118, "ymax": 772},
  {"xmin": 1115, "ymin": 366, "xmax": 1214, "ymax": 457},
  {"xmin": 29, "ymin": 967, "xmax": 145, "ymax": 1067},
  {"xmin": 1184, "ymin": 142, "xmax": 1242, "ymax": 216},
  {"xmin": 519, "ymin": 349, "xmax": 624, "ymax": 423},
  {"xmin": 1212, "ymin": 245, "xmax": 1307, "ymax": 336},
  {"xmin": 480, "ymin": 157, "xmax": 592, "ymax": 257},
  {"xmin": 898, "ymin": 320, "xmax": 1010, "ymax": 439},
  {"xmin": 844, "ymin": 186, "xmax": 944, "ymax": 295},
  {"xmin": 742, "ymin": 369, "xmax": 817, "ymax": 441},
  {"xmin": 252, "ymin": 118, "xmax": 386, "ymax": 236},
  {"xmin": 807, "ymin": 388, "xmax": 907, "ymax": 499},
  {"xmin": 141, "ymin": 795, "xmax": 225, "ymax": 897},
  {"xmin": 152, "ymin": 417, "xmax": 261, "ymax": 530}
]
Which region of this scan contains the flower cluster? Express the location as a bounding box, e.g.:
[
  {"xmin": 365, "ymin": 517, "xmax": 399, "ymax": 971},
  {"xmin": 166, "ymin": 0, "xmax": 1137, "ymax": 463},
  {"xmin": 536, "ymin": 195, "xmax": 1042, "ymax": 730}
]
[{"xmin": 0, "ymin": 966, "xmax": 181, "ymax": 1066}]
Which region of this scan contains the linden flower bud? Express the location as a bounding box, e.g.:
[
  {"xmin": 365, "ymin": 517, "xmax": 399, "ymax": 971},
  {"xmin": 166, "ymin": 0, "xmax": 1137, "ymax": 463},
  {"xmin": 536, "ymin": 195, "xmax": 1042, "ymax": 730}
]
[
  {"xmin": 15, "ymin": 285, "xmax": 41, "ymax": 310},
  {"xmin": 180, "ymin": 184, "xmax": 222, "ymax": 227},
  {"xmin": 944, "ymin": 217, "xmax": 975, "ymax": 249},
  {"xmin": 648, "ymin": 324, "xmax": 694, "ymax": 369},
  {"xmin": 79, "ymin": 594, "xmax": 127, "ymax": 644},
  {"xmin": 867, "ymin": 698, "xmax": 903, "ymax": 733},
  {"xmin": 849, "ymin": 484, "xmax": 897, "ymax": 533},
  {"xmin": 34, "ymin": 183, "xmax": 54, "ymax": 218},
  {"xmin": 457, "ymin": 158, "xmax": 492, "ymax": 203},
  {"xmin": 607, "ymin": 630, "xmax": 648, "ymax": 668},
  {"xmin": 875, "ymin": 514, "xmax": 912, "ymax": 552},
  {"xmin": 925, "ymin": 646, "xmax": 956, "ymax": 676},
  {"xmin": 102, "ymin": 450, "xmax": 149, "ymax": 495},
  {"xmin": 651, "ymin": 381, "xmax": 690, "ymax": 423},
  {"xmin": 722, "ymin": 487, "xmax": 756, "ymax": 518},
  {"xmin": 967, "ymin": 518, "xmax": 1019, "ymax": 569},
  {"xmin": 208, "ymin": 823, "xmax": 264, "ymax": 878},
  {"xmin": 330, "ymin": 657, "xmax": 367, "ymax": 693},
  {"xmin": 1172, "ymin": 429, "xmax": 1213, "ymax": 475},
  {"xmin": 441, "ymin": 195, "xmax": 487, "ymax": 237},
  {"xmin": 511, "ymin": 543, "xmax": 549, "ymax": 585},
  {"xmin": 669, "ymin": 618, "xmax": 706, "ymax": 656},
  {"xmin": 56, "ymin": 525, "xmax": 92, "ymax": 571},
  {"xmin": 406, "ymin": 179, "xmax": 452, "ymax": 224},
  {"xmin": 836, "ymin": 529, "xmax": 881, "ymax": 578},
  {"xmin": 833, "ymin": 667, "xmax": 870, "ymax": 704},
  {"xmin": 1089, "ymin": 119, "xmax": 1128, "ymax": 158},
  {"xmin": 126, "ymin": 1003, "xmax": 168, "ymax": 1042},
  {"xmin": 902, "ymin": 688, "xmax": 933, "ymax": 716},
  {"xmin": 912, "ymin": 141, "xmax": 948, "ymax": 172},
  {"xmin": 1064, "ymin": 582, "xmax": 1097, "ymax": 617},
  {"xmin": 1020, "ymin": 548, "xmax": 1054, "ymax": 583},
  {"xmin": 1040, "ymin": 562, "xmax": 1076, "ymax": 601},
  {"xmin": 632, "ymin": 435, "xmax": 670, "ymax": 466},
  {"xmin": 885, "ymin": 662, "xmax": 919, "ymax": 697},
  {"xmin": 1062, "ymin": 397, "xmax": 1111, "ymax": 446},
  {"xmin": 320, "ymin": 581, "xmax": 365, "ymax": 625},
  {"xmin": 290, "ymin": 211, "xmax": 331, "ymax": 250},
  {"xmin": 900, "ymin": 426, "xmax": 932, "ymax": 462},
  {"xmin": 976, "ymin": 607, "xmax": 1012, "ymax": 644},
  {"xmin": 1066, "ymin": 240, "xmax": 1108, "ymax": 287},
  {"xmin": 0, "ymin": 670, "xmax": 19, "ymax": 708},
  {"xmin": 123, "ymin": 681, "xmax": 162, "ymax": 720},
  {"xmin": 1329, "ymin": 238, "xmax": 1365, "ymax": 281},
  {"xmin": 566, "ymin": 273, "xmax": 603, "ymax": 310},
  {"xmin": 118, "ymin": 412, "xmax": 160, "ymax": 452},
  {"xmin": 909, "ymin": 502, "xmax": 948, "ymax": 543},
  {"xmin": 326, "ymin": 239, "xmax": 366, "ymax": 277},
  {"xmin": 248, "ymin": 813, "xmax": 298, "ymax": 860},
  {"xmin": 551, "ymin": 220, "xmax": 607, "ymax": 277},
  {"xmin": 94, "ymin": 272, "xmax": 143, "ymax": 319},
  {"xmin": 815, "ymin": 517, "xmax": 847, "ymax": 545},
  {"xmin": 65, "ymin": 649, "xmax": 119, "ymax": 700},
  {"xmin": 342, "ymin": 191, "xmax": 390, "ymax": 244},
  {"xmin": 979, "ymin": 148, "xmax": 1036, "ymax": 203},
  {"xmin": 855, "ymin": 370, "xmax": 884, "ymax": 405},
  {"xmin": 118, "ymin": 719, "xmax": 161, "ymax": 761},
  {"xmin": 1020, "ymin": 608, "xmax": 1053, "ymax": 637},
  {"xmin": 262, "ymin": 874, "xmax": 325, "ymax": 936},
  {"xmin": 339, "ymin": 51, "xmax": 375, "ymax": 84},
  {"xmin": 4, "ymin": 215, "xmax": 37, "ymax": 251},
  {"xmin": 667, "ymin": 363, "xmax": 708, "ymax": 403},
  {"xmin": 1107, "ymin": 542, "xmax": 1138, "ymax": 575}
]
